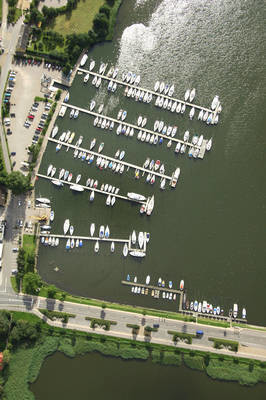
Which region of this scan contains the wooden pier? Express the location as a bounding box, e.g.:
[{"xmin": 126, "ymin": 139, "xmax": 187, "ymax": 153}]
[
  {"xmin": 36, "ymin": 173, "xmax": 150, "ymax": 208},
  {"xmin": 48, "ymin": 137, "xmax": 175, "ymax": 183},
  {"xmin": 61, "ymin": 102, "xmax": 204, "ymax": 152},
  {"xmin": 44, "ymin": 233, "xmax": 130, "ymax": 244},
  {"xmin": 121, "ymin": 280, "xmax": 182, "ymax": 295},
  {"xmin": 78, "ymin": 67, "xmax": 214, "ymax": 114}
]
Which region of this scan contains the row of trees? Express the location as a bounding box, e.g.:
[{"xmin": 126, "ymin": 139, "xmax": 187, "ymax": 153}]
[{"xmin": 7, "ymin": 0, "xmax": 19, "ymax": 24}]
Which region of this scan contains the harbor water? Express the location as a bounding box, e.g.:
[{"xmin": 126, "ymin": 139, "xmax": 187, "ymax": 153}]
[{"xmin": 36, "ymin": 0, "xmax": 266, "ymax": 324}]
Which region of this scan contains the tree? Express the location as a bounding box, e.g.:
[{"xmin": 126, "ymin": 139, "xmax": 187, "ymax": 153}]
[
  {"xmin": 6, "ymin": 171, "xmax": 31, "ymax": 195},
  {"xmin": 10, "ymin": 320, "xmax": 39, "ymax": 345},
  {"xmin": 3, "ymin": 349, "xmax": 11, "ymax": 365},
  {"xmin": 47, "ymin": 284, "xmax": 57, "ymax": 298},
  {"xmin": 59, "ymin": 291, "xmax": 67, "ymax": 302},
  {"xmin": 93, "ymin": 13, "xmax": 109, "ymax": 38},
  {"xmin": 106, "ymin": 0, "xmax": 115, "ymax": 6},
  {"xmin": 0, "ymin": 311, "xmax": 11, "ymax": 346},
  {"xmin": 23, "ymin": 272, "xmax": 42, "ymax": 295},
  {"xmin": 26, "ymin": 253, "xmax": 35, "ymax": 273},
  {"xmin": 17, "ymin": 248, "xmax": 26, "ymax": 277},
  {"xmin": 99, "ymin": 5, "xmax": 111, "ymax": 18},
  {"xmin": 55, "ymin": 90, "xmax": 61, "ymax": 101}
]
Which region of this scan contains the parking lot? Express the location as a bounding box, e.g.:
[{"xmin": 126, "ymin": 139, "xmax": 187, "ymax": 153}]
[{"xmin": 5, "ymin": 59, "xmax": 63, "ymax": 172}]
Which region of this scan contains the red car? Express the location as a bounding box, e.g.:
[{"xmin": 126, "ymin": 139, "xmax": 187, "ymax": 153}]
[
  {"xmin": 36, "ymin": 127, "xmax": 42, "ymax": 132},
  {"xmin": 28, "ymin": 115, "xmax": 34, "ymax": 120}
]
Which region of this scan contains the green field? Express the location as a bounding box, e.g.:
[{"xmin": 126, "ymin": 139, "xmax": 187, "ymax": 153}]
[
  {"xmin": 23, "ymin": 234, "xmax": 36, "ymax": 257},
  {"xmin": 52, "ymin": 0, "xmax": 105, "ymax": 35}
]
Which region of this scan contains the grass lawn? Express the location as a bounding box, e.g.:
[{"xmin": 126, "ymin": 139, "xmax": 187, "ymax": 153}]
[
  {"xmin": 23, "ymin": 234, "xmax": 36, "ymax": 256},
  {"xmin": 52, "ymin": 0, "xmax": 105, "ymax": 35}
]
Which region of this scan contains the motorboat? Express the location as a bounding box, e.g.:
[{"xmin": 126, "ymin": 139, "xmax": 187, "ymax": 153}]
[
  {"xmin": 94, "ymin": 241, "xmax": 99, "ymax": 253},
  {"xmin": 69, "ymin": 225, "xmax": 74, "ymax": 236},
  {"xmin": 198, "ymin": 302, "xmax": 202, "ymax": 313},
  {"xmin": 176, "ymin": 103, "xmax": 181, "ymax": 113},
  {"xmin": 90, "ymin": 190, "xmax": 95, "ymax": 201},
  {"xmin": 106, "ymin": 195, "xmax": 111, "ymax": 206},
  {"xmin": 36, "ymin": 197, "xmax": 50, "ymax": 204},
  {"xmin": 90, "ymin": 100, "xmax": 96, "ymax": 111},
  {"xmin": 198, "ymin": 109, "xmax": 204, "ymax": 120},
  {"xmin": 127, "ymin": 192, "xmax": 146, "ymax": 201},
  {"xmin": 108, "ymin": 80, "xmax": 113, "ymax": 91},
  {"xmin": 75, "ymin": 239, "xmax": 79, "ymax": 248},
  {"xmin": 98, "ymin": 142, "xmax": 104, "ymax": 153},
  {"xmin": 99, "ymin": 225, "xmax": 105, "ymax": 239},
  {"xmin": 169, "ymin": 281, "xmax": 173, "ymax": 289},
  {"xmin": 183, "ymin": 130, "xmax": 189, "ymax": 141},
  {"xmin": 189, "ymin": 107, "xmax": 195, "ymax": 120},
  {"xmin": 123, "ymin": 243, "xmax": 128, "ymax": 257},
  {"xmin": 184, "ymin": 89, "xmax": 190, "ymax": 101},
  {"xmin": 111, "ymin": 196, "xmax": 116, "ymax": 206},
  {"xmin": 90, "ymin": 138, "xmax": 96, "ymax": 150},
  {"xmin": 119, "ymin": 150, "xmax": 125, "ymax": 160},
  {"xmin": 207, "ymin": 114, "xmax": 213, "ymax": 124},
  {"xmin": 89, "ymin": 59, "xmax": 95, "ymax": 71},
  {"xmin": 146, "ymin": 275, "xmax": 150, "ymax": 285},
  {"xmin": 70, "ymin": 109, "xmax": 75, "ymax": 118},
  {"xmin": 105, "ymin": 225, "xmax": 110, "ymax": 238},
  {"xmin": 206, "ymin": 138, "xmax": 213, "ymax": 151},
  {"xmin": 203, "ymin": 111, "xmax": 208, "ymax": 121},
  {"xmin": 233, "ymin": 303, "xmax": 238, "ymax": 318},
  {"xmin": 197, "ymin": 134, "xmax": 204, "ymax": 147},
  {"xmin": 137, "ymin": 131, "xmax": 142, "ymax": 140},
  {"xmin": 63, "ymin": 219, "xmax": 70, "ymax": 235},
  {"xmin": 121, "ymin": 110, "xmax": 127, "ymax": 121},
  {"xmin": 141, "ymin": 132, "xmax": 146, "ymax": 142},
  {"xmin": 111, "ymin": 241, "xmax": 115, "ymax": 252},
  {"xmin": 70, "ymin": 185, "xmax": 84, "ymax": 192},
  {"xmin": 137, "ymin": 115, "xmax": 142, "ymax": 126},
  {"xmin": 150, "ymin": 175, "xmax": 155, "ymax": 185},
  {"xmin": 131, "ymin": 230, "xmax": 136, "ymax": 244},
  {"xmin": 138, "ymin": 231, "xmax": 144, "ymax": 248},
  {"xmin": 154, "ymin": 81, "xmax": 160, "ymax": 91},
  {"xmin": 47, "ymin": 164, "xmax": 53, "ymax": 176},
  {"xmin": 175, "ymin": 142, "xmax": 181, "ymax": 153},
  {"xmin": 190, "ymin": 88, "xmax": 196, "ymax": 102},
  {"xmin": 111, "ymin": 82, "xmax": 117, "ymax": 92},
  {"xmin": 66, "ymin": 238, "xmax": 70, "ymax": 250},
  {"xmin": 80, "ymin": 53, "xmax": 88, "ymax": 66},
  {"xmin": 159, "ymin": 82, "xmax": 165, "ymax": 93},
  {"xmin": 146, "ymin": 173, "xmax": 151, "ymax": 183},
  {"xmin": 51, "ymin": 125, "xmax": 58, "ymax": 138},
  {"xmin": 242, "ymin": 308, "xmax": 247, "ymax": 319},
  {"xmin": 167, "ymin": 126, "xmax": 172, "ymax": 136},
  {"xmin": 64, "ymin": 92, "xmax": 69, "ymax": 102},
  {"xmin": 76, "ymin": 174, "xmax": 81, "ymax": 184},
  {"xmin": 74, "ymin": 110, "xmax": 79, "ymax": 119},
  {"xmin": 143, "ymin": 158, "xmax": 150, "ymax": 169},
  {"xmin": 159, "ymin": 164, "xmax": 165, "ymax": 174},
  {"xmin": 167, "ymin": 140, "xmax": 172, "ymax": 148},
  {"xmin": 181, "ymin": 104, "xmax": 186, "ymax": 113},
  {"xmin": 90, "ymin": 223, "xmax": 95, "ymax": 236},
  {"xmin": 211, "ymin": 95, "xmax": 219, "ymax": 110},
  {"xmin": 93, "ymin": 180, "xmax": 98, "ymax": 188},
  {"xmin": 169, "ymin": 84, "xmax": 175, "ymax": 97},
  {"xmin": 149, "ymin": 159, "xmax": 155, "ymax": 169},
  {"xmin": 129, "ymin": 250, "xmax": 145, "ymax": 258},
  {"xmin": 180, "ymin": 280, "xmax": 184, "ymax": 290},
  {"xmin": 154, "ymin": 160, "xmax": 160, "ymax": 171},
  {"xmin": 160, "ymin": 178, "xmax": 166, "ymax": 190},
  {"xmin": 52, "ymin": 180, "xmax": 63, "ymax": 187},
  {"xmin": 163, "ymin": 98, "xmax": 168, "ymax": 109},
  {"xmin": 145, "ymin": 133, "xmax": 150, "ymax": 143},
  {"xmin": 192, "ymin": 134, "xmax": 198, "ymax": 145},
  {"xmin": 84, "ymin": 73, "xmax": 90, "ymax": 83},
  {"xmin": 67, "ymin": 173, "xmax": 73, "ymax": 182},
  {"xmin": 55, "ymin": 238, "xmax": 59, "ymax": 246},
  {"xmin": 113, "ymin": 68, "xmax": 119, "ymax": 79},
  {"xmin": 135, "ymin": 75, "xmax": 140, "ymax": 85},
  {"xmin": 202, "ymin": 301, "xmax": 207, "ymax": 313}
]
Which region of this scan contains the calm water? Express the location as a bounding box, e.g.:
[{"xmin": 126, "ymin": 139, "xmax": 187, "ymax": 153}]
[
  {"xmin": 36, "ymin": 0, "xmax": 266, "ymax": 324},
  {"xmin": 31, "ymin": 351, "xmax": 266, "ymax": 399}
]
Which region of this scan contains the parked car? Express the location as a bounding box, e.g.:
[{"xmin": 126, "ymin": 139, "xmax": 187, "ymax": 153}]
[
  {"xmin": 33, "ymin": 102, "xmax": 39, "ymax": 107},
  {"xmin": 11, "ymin": 152, "xmax": 16, "ymax": 156},
  {"xmin": 11, "ymin": 269, "xmax": 18, "ymax": 275},
  {"xmin": 24, "ymin": 122, "xmax": 30, "ymax": 128},
  {"xmin": 12, "ymin": 247, "xmax": 19, "ymax": 252},
  {"xmin": 28, "ymin": 115, "xmax": 34, "ymax": 120},
  {"xmin": 7, "ymin": 128, "xmax": 12, "ymax": 135}
]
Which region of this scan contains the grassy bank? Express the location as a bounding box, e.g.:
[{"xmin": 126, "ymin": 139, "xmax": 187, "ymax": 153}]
[
  {"xmin": 23, "ymin": 234, "xmax": 36, "ymax": 258},
  {"xmin": 53, "ymin": 0, "xmax": 105, "ymax": 35},
  {"xmin": 1, "ymin": 310, "xmax": 266, "ymax": 399},
  {"xmin": 106, "ymin": 0, "xmax": 123, "ymax": 40}
]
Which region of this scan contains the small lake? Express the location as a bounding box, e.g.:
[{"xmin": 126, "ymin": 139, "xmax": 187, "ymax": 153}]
[{"xmin": 31, "ymin": 351, "xmax": 266, "ymax": 399}]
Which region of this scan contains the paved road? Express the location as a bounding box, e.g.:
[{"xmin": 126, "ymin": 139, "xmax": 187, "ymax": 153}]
[
  {"xmin": 0, "ymin": 289, "xmax": 265, "ymax": 361},
  {"xmin": 0, "ymin": 5, "xmax": 24, "ymax": 172}
]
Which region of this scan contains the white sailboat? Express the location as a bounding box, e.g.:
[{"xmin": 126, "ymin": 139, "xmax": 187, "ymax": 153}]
[
  {"xmin": 63, "ymin": 219, "xmax": 70, "ymax": 235},
  {"xmin": 90, "ymin": 223, "xmax": 95, "ymax": 236}
]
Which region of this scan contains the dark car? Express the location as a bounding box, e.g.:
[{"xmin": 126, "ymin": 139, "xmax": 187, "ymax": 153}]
[
  {"xmin": 33, "ymin": 135, "xmax": 39, "ymax": 141},
  {"xmin": 11, "ymin": 152, "xmax": 16, "ymax": 156},
  {"xmin": 7, "ymin": 128, "xmax": 12, "ymax": 135},
  {"xmin": 33, "ymin": 102, "xmax": 39, "ymax": 107},
  {"xmin": 153, "ymin": 324, "xmax": 160, "ymax": 329}
]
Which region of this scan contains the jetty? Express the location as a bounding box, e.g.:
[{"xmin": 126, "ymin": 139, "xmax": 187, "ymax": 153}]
[
  {"xmin": 48, "ymin": 138, "xmax": 175, "ymax": 183},
  {"xmin": 44, "ymin": 233, "xmax": 129, "ymax": 244},
  {"xmin": 78, "ymin": 67, "xmax": 219, "ymax": 116},
  {"xmin": 61, "ymin": 102, "xmax": 205, "ymax": 155},
  {"xmin": 36, "ymin": 173, "xmax": 152, "ymax": 210}
]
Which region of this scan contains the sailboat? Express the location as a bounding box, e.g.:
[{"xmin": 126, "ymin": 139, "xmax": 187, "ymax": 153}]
[{"xmin": 90, "ymin": 223, "xmax": 95, "ymax": 236}]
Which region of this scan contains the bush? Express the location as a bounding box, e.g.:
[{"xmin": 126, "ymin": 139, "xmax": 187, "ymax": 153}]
[
  {"xmin": 39, "ymin": 309, "xmax": 75, "ymax": 323},
  {"xmin": 168, "ymin": 330, "xmax": 196, "ymax": 344},
  {"xmin": 183, "ymin": 353, "xmax": 205, "ymax": 371},
  {"xmin": 162, "ymin": 351, "xmax": 182, "ymax": 366},
  {"xmin": 209, "ymin": 337, "xmax": 239, "ymax": 352}
]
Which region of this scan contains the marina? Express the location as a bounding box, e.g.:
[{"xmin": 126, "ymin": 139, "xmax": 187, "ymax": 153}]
[
  {"xmin": 60, "ymin": 102, "xmax": 208, "ymax": 157},
  {"xmin": 77, "ymin": 67, "xmax": 221, "ymax": 118},
  {"xmin": 36, "ymin": 173, "xmax": 154, "ymax": 211},
  {"xmin": 48, "ymin": 137, "xmax": 178, "ymax": 186}
]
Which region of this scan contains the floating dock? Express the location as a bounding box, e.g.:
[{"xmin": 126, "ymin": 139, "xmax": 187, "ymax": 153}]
[
  {"xmin": 36, "ymin": 173, "xmax": 151, "ymax": 209},
  {"xmin": 121, "ymin": 280, "xmax": 182, "ymax": 295},
  {"xmin": 48, "ymin": 138, "xmax": 175, "ymax": 183},
  {"xmin": 44, "ymin": 233, "xmax": 129, "ymax": 243},
  {"xmin": 78, "ymin": 67, "xmax": 216, "ymax": 115},
  {"xmin": 61, "ymin": 102, "xmax": 204, "ymax": 153}
]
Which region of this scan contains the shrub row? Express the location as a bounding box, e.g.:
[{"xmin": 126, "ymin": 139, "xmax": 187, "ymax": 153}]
[
  {"xmin": 208, "ymin": 337, "xmax": 239, "ymax": 352},
  {"xmin": 85, "ymin": 317, "xmax": 117, "ymax": 331},
  {"xmin": 39, "ymin": 309, "xmax": 76, "ymax": 324},
  {"xmin": 168, "ymin": 330, "xmax": 197, "ymax": 344}
]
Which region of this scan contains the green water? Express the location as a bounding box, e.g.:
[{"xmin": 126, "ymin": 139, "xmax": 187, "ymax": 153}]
[
  {"xmin": 31, "ymin": 351, "xmax": 266, "ymax": 399},
  {"xmin": 36, "ymin": 0, "xmax": 266, "ymax": 325}
]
